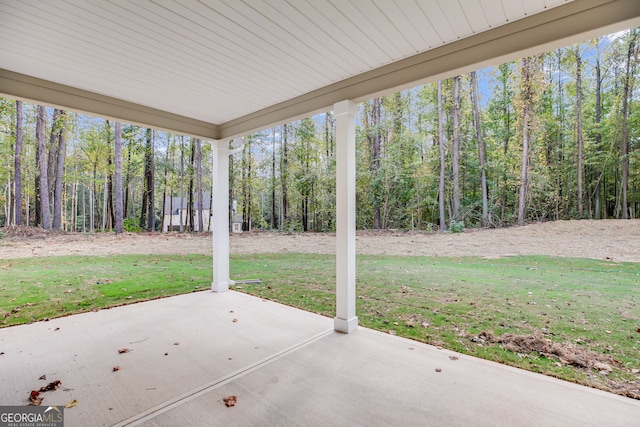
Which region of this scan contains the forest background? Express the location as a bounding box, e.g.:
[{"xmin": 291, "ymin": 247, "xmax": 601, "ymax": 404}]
[{"xmin": 1, "ymin": 29, "xmax": 639, "ymax": 234}]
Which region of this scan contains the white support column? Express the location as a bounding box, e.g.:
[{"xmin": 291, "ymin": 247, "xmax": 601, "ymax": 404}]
[
  {"xmin": 212, "ymin": 140, "xmax": 231, "ymax": 292},
  {"xmin": 334, "ymin": 100, "xmax": 358, "ymax": 333}
]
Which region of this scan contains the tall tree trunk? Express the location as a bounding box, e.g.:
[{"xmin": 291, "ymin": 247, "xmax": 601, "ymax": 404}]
[
  {"xmin": 594, "ymin": 39, "xmax": 602, "ymax": 220},
  {"xmin": 499, "ymin": 64, "xmax": 512, "ymax": 223},
  {"xmin": 36, "ymin": 106, "xmax": 51, "ymax": 229},
  {"xmin": 161, "ymin": 135, "xmax": 171, "ymax": 233},
  {"xmin": 105, "ymin": 127, "xmax": 114, "ymax": 230},
  {"xmin": 575, "ymin": 47, "xmax": 584, "ymax": 218},
  {"xmin": 179, "ymin": 135, "xmax": 185, "ymax": 232},
  {"xmin": 620, "ymin": 30, "xmax": 637, "ymax": 219},
  {"xmin": 14, "ymin": 100, "xmax": 23, "ymax": 225},
  {"xmin": 452, "ymin": 76, "xmax": 461, "ymax": 222},
  {"xmin": 196, "ymin": 138, "xmax": 204, "ymax": 232},
  {"xmin": 371, "ymin": 97, "xmax": 382, "ymax": 229},
  {"xmin": 140, "ymin": 128, "xmax": 155, "ymax": 230},
  {"xmin": 52, "ymin": 111, "xmax": 67, "ymax": 231},
  {"xmin": 114, "ymin": 122, "xmax": 124, "ymax": 234},
  {"xmin": 188, "ymin": 138, "xmax": 195, "ymax": 231},
  {"xmin": 271, "ymin": 127, "xmax": 277, "ymax": 228},
  {"xmin": 47, "ymin": 109, "xmax": 61, "ymax": 199},
  {"xmin": 437, "ymin": 81, "xmax": 447, "ymax": 231},
  {"xmin": 517, "ymin": 58, "xmax": 533, "ymax": 226},
  {"xmin": 470, "ymin": 71, "xmax": 489, "ymax": 226},
  {"xmin": 281, "ymin": 124, "xmax": 288, "ymax": 228},
  {"xmin": 124, "ymin": 135, "xmax": 132, "ymax": 219}
]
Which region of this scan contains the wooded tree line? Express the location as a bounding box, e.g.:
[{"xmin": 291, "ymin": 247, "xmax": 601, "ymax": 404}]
[{"xmin": 0, "ymin": 30, "xmax": 638, "ymax": 233}]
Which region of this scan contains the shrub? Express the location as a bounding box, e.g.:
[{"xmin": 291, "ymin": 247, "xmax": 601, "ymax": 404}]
[
  {"xmin": 449, "ymin": 220, "xmax": 465, "ymax": 233},
  {"xmin": 123, "ymin": 218, "xmax": 143, "ymax": 232}
]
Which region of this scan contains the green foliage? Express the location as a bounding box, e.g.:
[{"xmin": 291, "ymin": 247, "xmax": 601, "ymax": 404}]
[
  {"xmin": 449, "ymin": 220, "xmax": 465, "ymax": 233},
  {"xmin": 123, "ymin": 218, "xmax": 143, "ymax": 232},
  {"xmin": 1, "ymin": 28, "xmax": 640, "ymax": 231}
]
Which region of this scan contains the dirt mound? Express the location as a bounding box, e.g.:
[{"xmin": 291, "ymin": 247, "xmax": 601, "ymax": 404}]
[
  {"xmin": 472, "ymin": 331, "xmax": 617, "ymax": 371},
  {"xmin": 471, "ymin": 331, "xmax": 640, "ymax": 399},
  {"xmin": 0, "ymin": 225, "xmax": 58, "ymax": 239}
]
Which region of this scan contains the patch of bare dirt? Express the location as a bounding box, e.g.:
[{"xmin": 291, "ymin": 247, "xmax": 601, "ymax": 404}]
[
  {"xmin": 471, "ymin": 331, "xmax": 640, "ymax": 399},
  {"xmin": 1, "ymin": 219, "xmax": 639, "ymax": 262}
]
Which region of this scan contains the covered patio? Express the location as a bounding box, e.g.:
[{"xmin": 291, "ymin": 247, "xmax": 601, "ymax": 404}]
[
  {"xmin": 2, "ymin": 0, "xmax": 640, "ymax": 424},
  {"xmin": 1, "ymin": 291, "xmax": 638, "ymax": 426}
]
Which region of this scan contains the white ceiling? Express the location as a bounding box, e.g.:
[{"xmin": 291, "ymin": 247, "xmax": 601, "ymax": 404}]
[{"xmin": 1, "ymin": 0, "xmax": 639, "ymax": 139}]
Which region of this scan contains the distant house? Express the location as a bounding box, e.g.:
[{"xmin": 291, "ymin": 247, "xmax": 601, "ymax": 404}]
[{"xmin": 162, "ymin": 193, "xmax": 212, "ymax": 232}]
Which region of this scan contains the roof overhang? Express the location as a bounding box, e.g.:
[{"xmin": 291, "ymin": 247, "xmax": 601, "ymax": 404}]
[{"xmin": 1, "ymin": 0, "xmax": 639, "ymax": 140}]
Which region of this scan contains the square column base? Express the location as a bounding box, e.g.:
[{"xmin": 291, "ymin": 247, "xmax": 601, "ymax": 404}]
[
  {"xmin": 211, "ymin": 281, "xmax": 229, "ymax": 293},
  {"xmin": 334, "ymin": 316, "xmax": 358, "ymax": 334}
]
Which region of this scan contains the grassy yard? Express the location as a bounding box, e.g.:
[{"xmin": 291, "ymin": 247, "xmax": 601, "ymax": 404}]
[{"xmin": 1, "ymin": 253, "xmax": 639, "ymax": 398}]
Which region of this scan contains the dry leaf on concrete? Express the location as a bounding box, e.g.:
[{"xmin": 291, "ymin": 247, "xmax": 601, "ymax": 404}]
[{"xmin": 223, "ymin": 395, "xmax": 237, "ymax": 407}]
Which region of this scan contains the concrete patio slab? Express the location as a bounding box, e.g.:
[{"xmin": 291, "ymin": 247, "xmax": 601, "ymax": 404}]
[{"xmin": 1, "ymin": 291, "xmax": 638, "ymax": 426}]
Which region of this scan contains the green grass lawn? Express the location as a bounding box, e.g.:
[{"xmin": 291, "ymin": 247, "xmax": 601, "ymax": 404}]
[{"xmin": 1, "ymin": 253, "xmax": 639, "ymax": 398}]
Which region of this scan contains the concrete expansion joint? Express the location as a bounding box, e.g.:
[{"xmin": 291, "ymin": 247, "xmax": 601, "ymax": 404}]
[{"xmin": 113, "ymin": 328, "xmax": 334, "ymax": 426}]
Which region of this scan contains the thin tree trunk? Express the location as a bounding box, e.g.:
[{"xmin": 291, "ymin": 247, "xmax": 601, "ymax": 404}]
[
  {"xmin": 271, "ymin": 127, "xmax": 277, "ymax": 229},
  {"xmin": 575, "ymin": 47, "xmax": 584, "ymax": 218},
  {"xmin": 437, "ymin": 81, "xmax": 447, "ymax": 231},
  {"xmin": 124, "ymin": 137, "xmax": 132, "ymax": 219},
  {"xmin": 517, "ymin": 58, "xmax": 533, "ymax": 226},
  {"xmin": 470, "ymin": 71, "xmax": 489, "ymax": 227},
  {"xmin": 14, "ymin": 100, "xmax": 23, "ymax": 225},
  {"xmin": 281, "ymin": 124, "xmax": 288, "ymax": 228},
  {"xmin": 36, "ymin": 106, "xmax": 51, "ymax": 229},
  {"xmin": 179, "ymin": 135, "xmax": 185, "ymax": 232},
  {"xmin": 188, "ymin": 138, "xmax": 195, "ymax": 231},
  {"xmin": 161, "ymin": 135, "xmax": 171, "ymax": 233},
  {"xmin": 196, "ymin": 138, "xmax": 204, "ymax": 232},
  {"xmin": 372, "ymin": 97, "xmax": 382, "ymax": 229},
  {"xmin": 594, "ymin": 39, "xmax": 602, "ymax": 220},
  {"xmin": 52, "ymin": 111, "xmax": 67, "ymax": 231},
  {"xmin": 140, "ymin": 128, "xmax": 155, "ymax": 230},
  {"xmin": 620, "ymin": 30, "xmax": 637, "ymax": 219},
  {"xmin": 452, "ymin": 76, "xmax": 461, "ymax": 222},
  {"xmin": 47, "ymin": 109, "xmax": 61, "ymax": 199},
  {"xmin": 114, "ymin": 122, "xmax": 124, "ymax": 233}
]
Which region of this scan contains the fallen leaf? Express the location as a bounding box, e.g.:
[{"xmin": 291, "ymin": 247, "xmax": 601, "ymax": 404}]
[
  {"xmin": 118, "ymin": 348, "xmax": 131, "ymax": 354},
  {"xmin": 39, "ymin": 380, "xmax": 61, "ymax": 392},
  {"xmin": 436, "ymin": 346, "xmax": 443, "ymax": 350},
  {"xmin": 449, "ymin": 356, "xmax": 459, "ymax": 361},
  {"xmin": 435, "ymin": 368, "xmax": 442, "ymax": 372},
  {"xmin": 113, "ymin": 366, "xmax": 120, "ymax": 372},
  {"xmin": 54, "ymin": 327, "xmax": 60, "ymax": 331},
  {"xmin": 173, "ymin": 342, "xmax": 180, "ymax": 346},
  {"xmin": 388, "ymin": 330, "xmax": 396, "ymax": 335},
  {"xmin": 29, "ymin": 397, "xmax": 43, "ymax": 406},
  {"xmin": 223, "ymin": 395, "xmax": 237, "ymax": 407},
  {"xmin": 64, "ymin": 399, "xmax": 78, "ymax": 408},
  {"xmin": 39, "ymin": 375, "xmax": 46, "ymax": 380},
  {"xmin": 232, "ymin": 318, "xmax": 238, "ymax": 323}
]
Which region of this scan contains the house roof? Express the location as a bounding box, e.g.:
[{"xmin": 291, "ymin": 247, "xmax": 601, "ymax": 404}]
[
  {"xmin": 164, "ymin": 194, "xmax": 212, "ymax": 215},
  {"xmin": 1, "ymin": 0, "xmax": 639, "ymax": 140}
]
